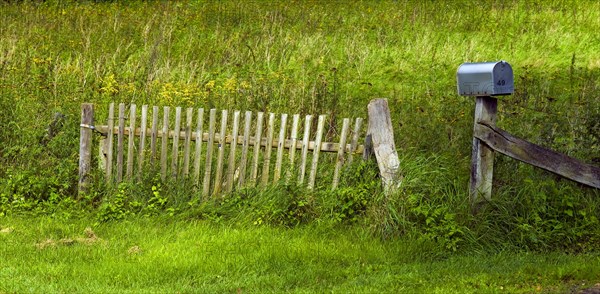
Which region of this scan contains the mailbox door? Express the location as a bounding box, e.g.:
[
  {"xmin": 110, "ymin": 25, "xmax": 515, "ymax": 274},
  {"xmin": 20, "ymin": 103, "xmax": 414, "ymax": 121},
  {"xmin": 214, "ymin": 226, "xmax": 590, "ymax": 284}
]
[{"xmin": 491, "ymin": 62, "xmax": 514, "ymax": 95}]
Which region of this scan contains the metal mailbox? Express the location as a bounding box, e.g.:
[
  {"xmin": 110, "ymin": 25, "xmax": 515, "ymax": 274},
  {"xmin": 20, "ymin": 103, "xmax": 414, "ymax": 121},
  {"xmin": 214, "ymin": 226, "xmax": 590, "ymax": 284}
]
[{"xmin": 457, "ymin": 61, "xmax": 514, "ymax": 96}]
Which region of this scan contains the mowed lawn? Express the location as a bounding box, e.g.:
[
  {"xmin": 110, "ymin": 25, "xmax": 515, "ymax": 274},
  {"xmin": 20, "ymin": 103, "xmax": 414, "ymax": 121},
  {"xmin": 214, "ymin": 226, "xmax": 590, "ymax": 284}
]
[{"xmin": 1, "ymin": 216, "xmax": 599, "ymax": 293}]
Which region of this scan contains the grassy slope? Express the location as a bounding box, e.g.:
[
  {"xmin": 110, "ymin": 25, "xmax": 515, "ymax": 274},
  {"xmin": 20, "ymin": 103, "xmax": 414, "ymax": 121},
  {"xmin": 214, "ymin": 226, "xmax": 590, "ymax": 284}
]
[
  {"xmin": 0, "ymin": 1, "xmax": 600, "ymax": 291},
  {"xmin": 1, "ymin": 216, "xmax": 599, "ymax": 293},
  {"xmin": 1, "ymin": 0, "xmax": 598, "ymax": 155}
]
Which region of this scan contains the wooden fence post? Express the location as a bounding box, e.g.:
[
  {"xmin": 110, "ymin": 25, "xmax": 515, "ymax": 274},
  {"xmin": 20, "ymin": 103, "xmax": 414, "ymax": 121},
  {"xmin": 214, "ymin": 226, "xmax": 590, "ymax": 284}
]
[
  {"xmin": 469, "ymin": 96, "xmax": 497, "ymax": 212},
  {"xmin": 366, "ymin": 98, "xmax": 401, "ymax": 194},
  {"xmin": 78, "ymin": 103, "xmax": 94, "ymax": 197}
]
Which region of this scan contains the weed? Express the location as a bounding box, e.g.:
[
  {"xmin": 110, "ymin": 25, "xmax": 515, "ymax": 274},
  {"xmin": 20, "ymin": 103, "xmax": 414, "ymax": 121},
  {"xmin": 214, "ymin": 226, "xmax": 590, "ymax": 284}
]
[{"xmin": 96, "ymin": 183, "xmax": 132, "ymax": 222}]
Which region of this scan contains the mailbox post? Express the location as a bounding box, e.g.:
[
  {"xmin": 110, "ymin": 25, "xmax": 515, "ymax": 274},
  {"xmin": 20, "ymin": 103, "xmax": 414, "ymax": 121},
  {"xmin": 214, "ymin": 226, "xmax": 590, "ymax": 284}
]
[{"xmin": 457, "ymin": 61, "xmax": 514, "ymax": 212}]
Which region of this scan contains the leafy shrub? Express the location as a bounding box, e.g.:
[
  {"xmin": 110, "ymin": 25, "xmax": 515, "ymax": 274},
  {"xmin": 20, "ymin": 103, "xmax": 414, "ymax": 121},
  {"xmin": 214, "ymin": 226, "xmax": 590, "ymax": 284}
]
[
  {"xmin": 143, "ymin": 183, "xmax": 172, "ymax": 216},
  {"xmin": 96, "ymin": 183, "xmax": 132, "ymax": 222},
  {"xmin": 479, "ymin": 176, "xmax": 600, "ymax": 252},
  {"xmin": 324, "ymin": 160, "xmax": 381, "ymax": 224},
  {"xmin": 247, "ymin": 184, "xmax": 314, "ymax": 227}
]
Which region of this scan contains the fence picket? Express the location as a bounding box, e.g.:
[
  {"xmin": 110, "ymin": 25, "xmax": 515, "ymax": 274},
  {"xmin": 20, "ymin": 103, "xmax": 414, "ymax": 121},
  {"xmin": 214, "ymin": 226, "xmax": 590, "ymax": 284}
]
[
  {"xmin": 203, "ymin": 109, "xmax": 217, "ymax": 197},
  {"xmin": 160, "ymin": 107, "xmax": 170, "ymax": 181},
  {"xmin": 348, "ymin": 118, "xmax": 363, "ymax": 164},
  {"xmin": 274, "ymin": 113, "xmax": 288, "ymax": 182},
  {"xmin": 126, "ymin": 104, "xmax": 136, "ymax": 179},
  {"xmin": 308, "ymin": 115, "xmax": 326, "ymax": 190},
  {"xmin": 332, "ymin": 118, "xmax": 350, "ymax": 189},
  {"xmin": 238, "ymin": 111, "xmax": 252, "ymax": 188},
  {"xmin": 183, "ymin": 108, "xmax": 193, "ymax": 177},
  {"xmin": 261, "ymin": 113, "xmax": 275, "ymax": 186},
  {"xmin": 105, "ymin": 103, "xmax": 114, "ymax": 183},
  {"xmin": 298, "ymin": 115, "xmax": 313, "ymax": 185},
  {"xmin": 250, "ymin": 112, "xmax": 264, "ymax": 184},
  {"xmin": 151, "ymin": 106, "xmax": 159, "ymax": 165},
  {"xmin": 226, "ymin": 111, "xmax": 240, "ymax": 192},
  {"xmin": 137, "ymin": 105, "xmax": 148, "ymax": 179},
  {"xmin": 288, "ymin": 114, "xmax": 300, "ymax": 174},
  {"xmin": 171, "ymin": 107, "xmax": 182, "ymax": 178},
  {"xmin": 213, "ymin": 110, "xmax": 228, "ymax": 195},
  {"xmin": 117, "ymin": 103, "xmax": 125, "ymax": 183},
  {"xmin": 193, "ymin": 108, "xmax": 205, "ymax": 186}
]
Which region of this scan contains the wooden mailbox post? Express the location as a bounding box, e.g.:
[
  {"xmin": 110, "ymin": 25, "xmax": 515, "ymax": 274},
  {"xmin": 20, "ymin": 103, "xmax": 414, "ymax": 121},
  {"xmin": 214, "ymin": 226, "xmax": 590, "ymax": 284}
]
[
  {"xmin": 458, "ymin": 61, "xmax": 514, "ymax": 211},
  {"xmin": 458, "ymin": 61, "xmax": 600, "ymax": 213}
]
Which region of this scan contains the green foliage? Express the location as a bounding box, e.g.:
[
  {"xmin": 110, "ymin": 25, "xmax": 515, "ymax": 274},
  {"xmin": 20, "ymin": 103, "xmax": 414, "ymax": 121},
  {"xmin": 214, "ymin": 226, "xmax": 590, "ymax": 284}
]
[
  {"xmin": 251, "ymin": 185, "xmax": 312, "ymax": 227},
  {"xmin": 410, "ymin": 202, "xmax": 465, "ymax": 252},
  {"xmin": 144, "ymin": 183, "xmax": 170, "ymax": 216},
  {"xmin": 1, "ymin": 0, "xmax": 600, "ymax": 255},
  {"xmin": 326, "ymin": 160, "xmax": 381, "ymax": 224},
  {"xmin": 96, "ymin": 183, "xmax": 133, "ymax": 222},
  {"xmin": 208, "ymin": 183, "xmax": 315, "ymax": 227},
  {"xmin": 478, "ymin": 176, "xmax": 600, "ymax": 252}
]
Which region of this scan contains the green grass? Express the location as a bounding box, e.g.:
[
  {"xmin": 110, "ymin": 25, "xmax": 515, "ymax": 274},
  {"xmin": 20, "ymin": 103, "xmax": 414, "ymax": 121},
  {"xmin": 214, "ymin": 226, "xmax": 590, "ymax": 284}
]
[
  {"xmin": 1, "ymin": 216, "xmax": 600, "ymax": 293},
  {"xmin": 1, "ymin": 1, "xmax": 600, "ymax": 291}
]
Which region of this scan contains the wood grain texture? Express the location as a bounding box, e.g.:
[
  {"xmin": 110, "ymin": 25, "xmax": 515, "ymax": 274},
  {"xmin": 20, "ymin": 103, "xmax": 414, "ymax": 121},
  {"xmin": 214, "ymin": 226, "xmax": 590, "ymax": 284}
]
[
  {"xmin": 287, "ymin": 114, "xmax": 300, "ymax": 181},
  {"xmin": 171, "ymin": 107, "xmax": 182, "ymax": 178},
  {"xmin": 203, "ymin": 109, "xmax": 217, "ymax": 198},
  {"xmin": 348, "ymin": 117, "xmax": 363, "ymax": 164},
  {"xmin": 117, "ymin": 103, "xmax": 125, "ymax": 183},
  {"xmin": 250, "ymin": 112, "xmax": 264, "ymax": 184},
  {"xmin": 150, "ymin": 106, "xmax": 159, "ymax": 165},
  {"xmin": 238, "ymin": 111, "xmax": 252, "ymax": 187},
  {"xmin": 469, "ymin": 96, "xmax": 497, "ymax": 208},
  {"xmin": 213, "ymin": 110, "xmax": 228, "ymax": 195},
  {"xmin": 475, "ymin": 121, "xmax": 600, "ymax": 189},
  {"xmin": 183, "ymin": 108, "xmax": 193, "ymax": 177},
  {"xmin": 160, "ymin": 107, "xmax": 170, "ymax": 181},
  {"xmin": 105, "ymin": 103, "xmax": 114, "ymax": 184},
  {"xmin": 137, "ymin": 105, "xmax": 148, "ymax": 179},
  {"xmin": 332, "ymin": 118, "xmax": 350, "ymax": 189},
  {"xmin": 367, "ymin": 99, "xmax": 401, "ymax": 193},
  {"xmin": 299, "ymin": 115, "xmax": 313, "ymax": 185},
  {"xmin": 193, "ymin": 108, "xmax": 205, "ymax": 186},
  {"xmin": 126, "ymin": 104, "xmax": 136, "ymax": 179},
  {"xmin": 261, "ymin": 113, "xmax": 275, "ymax": 186},
  {"xmin": 78, "ymin": 103, "xmax": 94, "ymax": 196},
  {"xmin": 226, "ymin": 111, "xmax": 240, "ymax": 192},
  {"xmin": 308, "ymin": 115, "xmax": 325, "ymax": 190},
  {"xmin": 274, "ymin": 113, "xmax": 288, "ymax": 182}
]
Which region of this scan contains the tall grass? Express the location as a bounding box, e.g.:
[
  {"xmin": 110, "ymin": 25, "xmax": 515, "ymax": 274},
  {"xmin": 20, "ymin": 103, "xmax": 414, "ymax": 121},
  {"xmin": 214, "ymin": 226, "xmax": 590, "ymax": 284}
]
[{"xmin": 1, "ymin": 0, "xmax": 599, "ymax": 252}]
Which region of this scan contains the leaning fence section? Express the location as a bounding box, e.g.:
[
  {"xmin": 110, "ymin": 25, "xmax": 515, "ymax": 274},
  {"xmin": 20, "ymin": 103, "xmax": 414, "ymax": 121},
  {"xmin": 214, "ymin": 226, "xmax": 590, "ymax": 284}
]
[{"xmin": 85, "ymin": 103, "xmax": 365, "ymax": 197}]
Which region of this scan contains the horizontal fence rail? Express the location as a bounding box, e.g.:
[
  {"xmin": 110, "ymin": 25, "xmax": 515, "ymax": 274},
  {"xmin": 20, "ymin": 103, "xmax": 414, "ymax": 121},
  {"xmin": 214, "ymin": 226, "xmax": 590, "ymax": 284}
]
[
  {"xmin": 92, "ymin": 103, "xmax": 365, "ymax": 198},
  {"xmin": 468, "ymin": 96, "xmax": 600, "ymax": 213}
]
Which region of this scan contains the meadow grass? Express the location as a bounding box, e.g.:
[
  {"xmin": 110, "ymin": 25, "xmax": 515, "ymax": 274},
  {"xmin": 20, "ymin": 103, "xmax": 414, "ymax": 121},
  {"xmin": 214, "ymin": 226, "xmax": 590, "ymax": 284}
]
[
  {"xmin": 1, "ymin": 216, "xmax": 600, "ymax": 293},
  {"xmin": 1, "ymin": 1, "xmax": 600, "ymax": 291}
]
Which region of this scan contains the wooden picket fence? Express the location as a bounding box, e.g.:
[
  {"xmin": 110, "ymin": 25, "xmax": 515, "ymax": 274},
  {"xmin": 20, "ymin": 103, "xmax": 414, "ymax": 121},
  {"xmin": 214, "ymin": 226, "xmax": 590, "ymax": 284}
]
[{"xmin": 78, "ymin": 103, "xmax": 366, "ymax": 197}]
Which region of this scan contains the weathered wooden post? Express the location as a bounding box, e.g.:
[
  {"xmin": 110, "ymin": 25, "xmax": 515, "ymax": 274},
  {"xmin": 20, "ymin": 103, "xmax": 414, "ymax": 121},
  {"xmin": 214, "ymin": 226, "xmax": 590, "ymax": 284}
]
[
  {"xmin": 365, "ymin": 98, "xmax": 402, "ymax": 194},
  {"xmin": 457, "ymin": 61, "xmax": 514, "ymax": 212},
  {"xmin": 78, "ymin": 103, "xmax": 94, "ymax": 197},
  {"xmin": 470, "ymin": 96, "xmax": 497, "ymax": 209}
]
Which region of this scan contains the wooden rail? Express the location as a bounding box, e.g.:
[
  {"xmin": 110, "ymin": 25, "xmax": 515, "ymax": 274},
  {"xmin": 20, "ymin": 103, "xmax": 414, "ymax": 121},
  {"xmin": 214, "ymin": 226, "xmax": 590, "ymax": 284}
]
[
  {"xmin": 469, "ymin": 96, "xmax": 600, "ymax": 212},
  {"xmin": 474, "ymin": 121, "xmax": 600, "ymax": 189}
]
